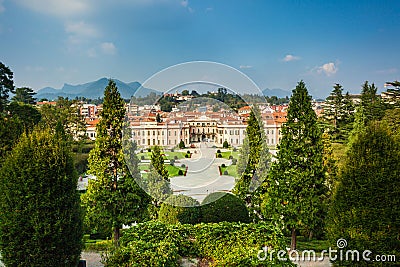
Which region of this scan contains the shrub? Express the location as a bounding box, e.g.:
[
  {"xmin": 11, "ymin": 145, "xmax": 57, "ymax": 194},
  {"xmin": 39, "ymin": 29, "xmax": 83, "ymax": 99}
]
[
  {"xmin": 223, "ymin": 170, "xmax": 228, "ymax": 175},
  {"xmin": 174, "ymin": 155, "xmax": 178, "ymax": 160},
  {"xmin": 158, "ymin": 195, "xmax": 201, "ymax": 225},
  {"xmin": 185, "ymin": 154, "xmax": 189, "ymax": 158},
  {"xmin": 171, "ymin": 148, "xmax": 174, "ymax": 152},
  {"xmin": 148, "ymin": 148, "xmax": 151, "ymax": 152},
  {"xmin": 179, "ymin": 140, "xmax": 185, "ymax": 149},
  {"xmin": 178, "ymin": 169, "xmax": 183, "ymax": 175},
  {"xmin": 201, "ymin": 192, "xmax": 250, "ymax": 223},
  {"xmin": 221, "ymin": 163, "xmax": 226, "ymax": 168},
  {"xmin": 232, "ymin": 158, "xmax": 237, "ymax": 165},
  {"xmin": 232, "ymin": 147, "xmax": 237, "ymax": 152},
  {"xmin": 181, "ymin": 164, "xmax": 186, "ymax": 168},
  {"xmin": 141, "ymin": 155, "xmax": 145, "ymax": 160},
  {"xmin": 170, "ymin": 158, "xmax": 175, "ymax": 166},
  {"xmin": 104, "ymin": 221, "xmax": 293, "ymax": 266},
  {"xmin": 229, "ymin": 155, "xmax": 233, "ymax": 159},
  {"xmin": 217, "ymin": 149, "xmax": 221, "ymax": 153},
  {"xmin": 140, "ymin": 149, "xmax": 144, "ymax": 153},
  {"xmin": 217, "ymin": 153, "xmax": 222, "ymax": 158},
  {"xmin": 223, "ymin": 140, "xmax": 229, "ymax": 148}
]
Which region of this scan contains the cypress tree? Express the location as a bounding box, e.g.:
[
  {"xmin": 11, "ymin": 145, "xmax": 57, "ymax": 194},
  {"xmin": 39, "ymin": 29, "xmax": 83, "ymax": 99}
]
[
  {"xmin": 234, "ymin": 106, "xmax": 271, "ymax": 220},
  {"xmin": 81, "ymin": 80, "xmax": 149, "ymax": 246},
  {"xmin": 0, "ymin": 127, "xmax": 83, "ymax": 266},
  {"xmin": 262, "ymin": 81, "xmax": 326, "ymax": 250}
]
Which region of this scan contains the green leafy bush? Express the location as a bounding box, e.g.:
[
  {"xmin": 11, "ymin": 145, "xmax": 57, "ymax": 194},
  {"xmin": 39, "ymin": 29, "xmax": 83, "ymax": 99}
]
[
  {"xmin": 221, "ymin": 163, "xmax": 226, "ymax": 168},
  {"xmin": 178, "ymin": 169, "xmax": 184, "ymax": 175},
  {"xmin": 232, "ymin": 158, "xmax": 237, "ymax": 165},
  {"xmin": 217, "ymin": 149, "xmax": 221, "ymax": 153},
  {"xmin": 103, "ymin": 221, "xmax": 293, "ymax": 266},
  {"xmin": 201, "ymin": 192, "xmax": 250, "ymax": 223},
  {"xmin": 217, "ymin": 153, "xmax": 222, "ymax": 158},
  {"xmin": 223, "ymin": 140, "xmax": 229, "ymax": 148},
  {"xmin": 158, "ymin": 195, "xmax": 201, "ymax": 225},
  {"xmin": 223, "ymin": 170, "xmax": 228, "ymax": 175}
]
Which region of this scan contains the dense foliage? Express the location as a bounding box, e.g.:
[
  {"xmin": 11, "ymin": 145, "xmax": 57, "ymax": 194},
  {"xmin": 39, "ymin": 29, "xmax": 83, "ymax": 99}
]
[
  {"xmin": 327, "ymin": 121, "xmax": 400, "ymax": 266},
  {"xmin": 201, "ymin": 192, "xmax": 250, "ymax": 223},
  {"xmin": 104, "ymin": 221, "xmax": 294, "ymax": 267},
  {"xmin": 0, "ymin": 127, "xmax": 83, "ymax": 266},
  {"xmin": 158, "ymin": 195, "xmax": 201, "ymax": 224}
]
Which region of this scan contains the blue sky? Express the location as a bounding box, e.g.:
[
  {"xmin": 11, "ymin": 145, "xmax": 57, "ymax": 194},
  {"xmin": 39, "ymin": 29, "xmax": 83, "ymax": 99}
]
[{"xmin": 1, "ymin": 0, "xmax": 400, "ymax": 98}]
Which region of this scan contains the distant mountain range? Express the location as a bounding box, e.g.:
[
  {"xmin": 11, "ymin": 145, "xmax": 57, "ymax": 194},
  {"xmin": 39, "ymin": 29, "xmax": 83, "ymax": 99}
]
[
  {"xmin": 262, "ymin": 88, "xmax": 291, "ymax": 98},
  {"xmin": 35, "ymin": 78, "xmax": 291, "ymax": 101},
  {"xmin": 35, "ymin": 78, "xmax": 161, "ymax": 100}
]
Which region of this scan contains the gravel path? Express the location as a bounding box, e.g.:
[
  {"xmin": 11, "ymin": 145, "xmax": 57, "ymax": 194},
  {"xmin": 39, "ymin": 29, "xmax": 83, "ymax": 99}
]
[{"xmin": 81, "ymin": 252, "xmax": 104, "ymax": 267}]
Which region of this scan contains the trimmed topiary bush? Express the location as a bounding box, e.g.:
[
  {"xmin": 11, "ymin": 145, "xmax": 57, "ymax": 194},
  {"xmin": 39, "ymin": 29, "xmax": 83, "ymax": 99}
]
[
  {"xmin": 232, "ymin": 147, "xmax": 237, "ymax": 152},
  {"xmin": 181, "ymin": 164, "xmax": 186, "ymax": 168},
  {"xmin": 148, "ymin": 148, "xmax": 151, "ymax": 152},
  {"xmin": 232, "ymin": 158, "xmax": 237, "ymax": 165},
  {"xmin": 223, "ymin": 170, "xmax": 228, "ymax": 175},
  {"xmin": 221, "ymin": 163, "xmax": 226, "ymax": 168},
  {"xmin": 178, "ymin": 169, "xmax": 183, "ymax": 175},
  {"xmin": 141, "ymin": 155, "xmax": 145, "ymax": 160},
  {"xmin": 185, "ymin": 154, "xmax": 189, "ymax": 158},
  {"xmin": 229, "ymin": 155, "xmax": 233, "ymax": 159},
  {"xmin": 217, "ymin": 149, "xmax": 221, "ymax": 153},
  {"xmin": 187, "ymin": 151, "xmax": 190, "ymax": 154},
  {"xmin": 158, "ymin": 195, "xmax": 201, "ymax": 225},
  {"xmin": 223, "ymin": 140, "xmax": 229, "ymax": 148},
  {"xmin": 174, "ymin": 155, "xmax": 178, "ymax": 160},
  {"xmin": 217, "ymin": 153, "xmax": 222, "ymax": 158},
  {"xmin": 201, "ymin": 192, "xmax": 250, "ymax": 223}
]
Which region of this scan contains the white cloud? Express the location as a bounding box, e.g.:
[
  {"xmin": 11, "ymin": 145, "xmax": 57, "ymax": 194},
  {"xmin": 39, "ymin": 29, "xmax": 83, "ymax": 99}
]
[
  {"xmin": 100, "ymin": 42, "xmax": 116, "ymax": 55},
  {"xmin": 317, "ymin": 62, "xmax": 338, "ymax": 76},
  {"xmin": 375, "ymin": 68, "xmax": 398, "ymax": 75},
  {"xmin": 239, "ymin": 65, "xmax": 252, "ymax": 69},
  {"xmin": 283, "ymin": 54, "xmax": 300, "ymax": 62},
  {"xmin": 15, "ymin": 0, "xmax": 89, "ymax": 17},
  {"xmin": 0, "ymin": 0, "xmax": 5, "ymax": 13},
  {"xmin": 180, "ymin": 0, "xmax": 188, "ymax": 7},
  {"xmin": 65, "ymin": 21, "xmax": 99, "ymax": 38}
]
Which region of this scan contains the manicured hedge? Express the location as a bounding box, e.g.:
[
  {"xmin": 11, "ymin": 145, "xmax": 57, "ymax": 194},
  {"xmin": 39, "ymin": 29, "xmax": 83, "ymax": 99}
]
[
  {"xmin": 158, "ymin": 195, "xmax": 201, "ymax": 225},
  {"xmin": 201, "ymin": 192, "xmax": 250, "ymax": 223},
  {"xmin": 103, "ymin": 221, "xmax": 294, "ymax": 266}
]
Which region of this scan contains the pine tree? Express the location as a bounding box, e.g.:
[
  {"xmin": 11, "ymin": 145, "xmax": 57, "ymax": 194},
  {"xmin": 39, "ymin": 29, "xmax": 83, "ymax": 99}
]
[
  {"xmin": 11, "ymin": 87, "xmax": 37, "ymax": 104},
  {"xmin": 360, "ymin": 81, "xmax": 385, "ymax": 122},
  {"xmin": 0, "ymin": 127, "xmax": 83, "ymax": 266},
  {"xmin": 327, "ymin": 122, "xmax": 400, "ymax": 266},
  {"xmin": 323, "ymin": 84, "xmax": 354, "ymax": 142},
  {"xmin": 81, "ymin": 80, "xmax": 149, "ymax": 246},
  {"xmin": 262, "ymin": 81, "xmax": 326, "ymax": 250}
]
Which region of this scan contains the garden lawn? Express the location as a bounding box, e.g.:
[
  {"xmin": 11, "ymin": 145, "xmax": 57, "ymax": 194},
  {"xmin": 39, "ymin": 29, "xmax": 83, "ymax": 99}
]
[
  {"xmin": 220, "ymin": 164, "xmax": 238, "ymax": 178},
  {"xmin": 137, "ymin": 151, "xmax": 188, "ymax": 160},
  {"xmin": 217, "ymin": 150, "xmax": 240, "ymax": 160},
  {"xmin": 140, "ymin": 164, "xmax": 185, "ymax": 177}
]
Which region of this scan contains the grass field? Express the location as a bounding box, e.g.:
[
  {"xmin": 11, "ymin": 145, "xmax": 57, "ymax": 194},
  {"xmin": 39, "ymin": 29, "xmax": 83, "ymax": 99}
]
[
  {"xmin": 216, "ymin": 150, "xmax": 240, "ymax": 160},
  {"xmin": 139, "ymin": 163, "xmax": 186, "ymax": 177},
  {"xmin": 220, "ymin": 164, "xmax": 238, "ymax": 178}
]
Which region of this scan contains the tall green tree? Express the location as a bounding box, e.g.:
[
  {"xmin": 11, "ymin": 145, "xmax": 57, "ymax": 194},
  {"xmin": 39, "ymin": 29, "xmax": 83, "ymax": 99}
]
[
  {"xmin": 323, "ymin": 84, "xmax": 354, "ymax": 142},
  {"xmin": 82, "ymin": 80, "xmax": 149, "ymax": 246},
  {"xmin": 0, "ymin": 62, "xmax": 15, "ymax": 113},
  {"xmin": 327, "ymin": 122, "xmax": 400, "ymax": 266},
  {"xmin": 146, "ymin": 145, "xmax": 172, "ymax": 208},
  {"xmin": 0, "ymin": 127, "xmax": 83, "ymax": 266},
  {"xmin": 262, "ymin": 81, "xmax": 326, "ymax": 250},
  {"xmin": 360, "ymin": 81, "xmax": 385, "ymax": 122},
  {"xmin": 11, "ymin": 87, "xmax": 37, "ymax": 104},
  {"xmin": 234, "ymin": 107, "xmax": 271, "ymax": 220}
]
